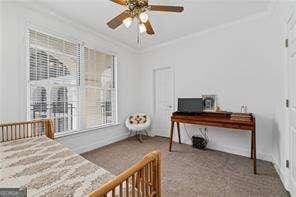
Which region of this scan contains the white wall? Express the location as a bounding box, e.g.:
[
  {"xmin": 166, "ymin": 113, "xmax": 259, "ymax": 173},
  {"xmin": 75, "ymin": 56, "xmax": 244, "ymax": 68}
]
[
  {"xmin": 0, "ymin": 2, "xmax": 4, "ymax": 121},
  {"xmin": 0, "ymin": 2, "xmax": 140, "ymax": 153},
  {"xmin": 138, "ymin": 3, "xmax": 296, "ymax": 194},
  {"xmin": 1, "ymin": 1, "xmax": 295, "ymax": 194},
  {"xmin": 137, "ymin": 10, "xmax": 283, "ymax": 162}
]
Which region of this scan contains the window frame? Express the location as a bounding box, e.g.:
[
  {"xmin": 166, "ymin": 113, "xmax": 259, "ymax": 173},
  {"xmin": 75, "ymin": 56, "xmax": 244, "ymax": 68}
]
[
  {"xmin": 80, "ymin": 44, "xmax": 119, "ymax": 132},
  {"xmin": 25, "ymin": 26, "xmax": 119, "ymax": 137}
]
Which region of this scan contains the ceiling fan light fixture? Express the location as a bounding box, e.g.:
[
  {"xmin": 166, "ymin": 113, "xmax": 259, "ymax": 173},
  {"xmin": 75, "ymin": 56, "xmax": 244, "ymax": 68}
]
[
  {"xmin": 108, "ymin": 0, "xmax": 184, "ymax": 36},
  {"xmin": 139, "ymin": 23, "xmax": 146, "ymax": 33},
  {"xmin": 123, "ymin": 17, "xmax": 133, "ymax": 28},
  {"xmin": 139, "ymin": 12, "xmax": 149, "ymax": 23}
]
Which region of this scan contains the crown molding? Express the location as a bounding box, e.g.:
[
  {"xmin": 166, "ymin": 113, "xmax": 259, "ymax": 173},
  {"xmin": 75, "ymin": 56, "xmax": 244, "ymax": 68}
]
[
  {"xmin": 6, "ymin": 1, "xmax": 277, "ymax": 55},
  {"xmin": 16, "ymin": 1, "xmax": 138, "ymax": 53},
  {"xmin": 139, "ymin": 1, "xmax": 275, "ymax": 54}
]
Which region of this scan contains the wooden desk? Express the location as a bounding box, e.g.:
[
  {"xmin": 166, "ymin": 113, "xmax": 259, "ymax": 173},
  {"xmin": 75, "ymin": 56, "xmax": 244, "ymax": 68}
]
[{"xmin": 169, "ymin": 111, "xmax": 257, "ymax": 174}]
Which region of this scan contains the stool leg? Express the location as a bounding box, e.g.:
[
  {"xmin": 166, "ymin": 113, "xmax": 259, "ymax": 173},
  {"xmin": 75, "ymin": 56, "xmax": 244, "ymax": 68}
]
[
  {"xmin": 139, "ymin": 132, "xmax": 143, "ymax": 143},
  {"xmin": 136, "ymin": 132, "xmax": 142, "ymax": 143},
  {"xmin": 145, "ymin": 130, "xmax": 149, "ymax": 137}
]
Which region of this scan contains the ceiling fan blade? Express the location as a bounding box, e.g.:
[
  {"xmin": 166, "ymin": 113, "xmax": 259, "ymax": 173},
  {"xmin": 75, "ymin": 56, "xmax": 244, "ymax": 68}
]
[
  {"xmin": 110, "ymin": 0, "xmax": 127, "ymax": 5},
  {"xmin": 144, "ymin": 20, "xmax": 155, "ymax": 35},
  {"xmin": 107, "ymin": 11, "xmax": 130, "ymax": 29},
  {"xmin": 150, "ymin": 5, "xmax": 184, "ymax": 12}
]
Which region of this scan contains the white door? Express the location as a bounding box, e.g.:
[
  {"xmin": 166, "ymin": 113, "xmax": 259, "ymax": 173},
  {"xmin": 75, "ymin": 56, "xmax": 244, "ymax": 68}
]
[
  {"xmin": 153, "ymin": 67, "xmax": 174, "ymax": 137},
  {"xmin": 287, "ymin": 6, "xmax": 296, "ymax": 195}
]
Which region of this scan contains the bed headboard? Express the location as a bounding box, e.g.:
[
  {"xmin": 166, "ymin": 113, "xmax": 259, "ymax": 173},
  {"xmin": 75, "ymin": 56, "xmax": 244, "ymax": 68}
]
[{"xmin": 0, "ymin": 119, "xmax": 55, "ymax": 142}]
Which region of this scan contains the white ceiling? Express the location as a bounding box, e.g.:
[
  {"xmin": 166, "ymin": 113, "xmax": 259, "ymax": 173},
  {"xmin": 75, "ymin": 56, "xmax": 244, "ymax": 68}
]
[{"xmin": 31, "ymin": 0, "xmax": 270, "ymax": 50}]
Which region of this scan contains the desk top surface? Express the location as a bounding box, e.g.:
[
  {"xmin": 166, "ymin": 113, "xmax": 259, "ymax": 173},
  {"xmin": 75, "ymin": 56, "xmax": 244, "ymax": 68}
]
[
  {"xmin": 173, "ymin": 111, "xmax": 253, "ymax": 116},
  {"xmin": 171, "ymin": 111, "xmax": 255, "ymax": 126}
]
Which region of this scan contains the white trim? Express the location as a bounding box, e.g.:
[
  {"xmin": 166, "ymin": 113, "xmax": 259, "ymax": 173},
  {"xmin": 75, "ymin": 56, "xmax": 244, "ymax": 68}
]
[
  {"xmin": 78, "ymin": 42, "xmax": 85, "ymax": 130},
  {"xmin": 166, "ymin": 133, "xmax": 273, "ymax": 162},
  {"xmin": 271, "ymin": 4, "xmax": 296, "ymax": 197},
  {"xmin": 273, "ymin": 160, "xmax": 291, "ymax": 193},
  {"xmin": 64, "ymin": 129, "xmax": 129, "ymax": 154},
  {"xmin": 17, "ymin": 1, "xmax": 137, "ymax": 53},
  {"xmin": 291, "ymin": 181, "xmax": 296, "ymax": 197},
  {"xmin": 285, "ymin": 5, "xmax": 296, "ymax": 197},
  {"xmin": 14, "ymin": 1, "xmax": 275, "ymax": 53},
  {"xmin": 55, "ymin": 122, "xmax": 121, "ymax": 138},
  {"xmin": 152, "ymin": 66, "xmax": 175, "ymax": 135},
  {"xmin": 151, "ymin": 130, "xmax": 170, "ymax": 138},
  {"xmin": 208, "ymin": 143, "xmax": 273, "ymax": 162},
  {"xmin": 152, "ymin": 66, "xmax": 175, "ymax": 116},
  {"xmin": 273, "ymin": 155, "xmax": 296, "ymax": 197},
  {"xmin": 81, "ymin": 45, "xmax": 119, "ymax": 129},
  {"xmin": 114, "ymin": 56, "xmax": 119, "ymax": 124},
  {"xmin": 24, "ymin": 21, "xmax": 31, "ymax": 121},
  {"xmin": 140, "ymin": 10, "xmax": 272, "ymax": 53}
]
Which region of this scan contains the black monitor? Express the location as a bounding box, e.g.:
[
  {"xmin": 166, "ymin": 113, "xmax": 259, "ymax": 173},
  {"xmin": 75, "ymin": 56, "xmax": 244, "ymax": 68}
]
[{"xmin": 177, "ymin": 98, "xmax": 203, "ymax": 113}]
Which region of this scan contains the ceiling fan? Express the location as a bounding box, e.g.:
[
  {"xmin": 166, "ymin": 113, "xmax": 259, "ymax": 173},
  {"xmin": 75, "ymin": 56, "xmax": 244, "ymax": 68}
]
[{"xmin": 107, "ymin": 0, "xmax": 184, "ymax": 35}]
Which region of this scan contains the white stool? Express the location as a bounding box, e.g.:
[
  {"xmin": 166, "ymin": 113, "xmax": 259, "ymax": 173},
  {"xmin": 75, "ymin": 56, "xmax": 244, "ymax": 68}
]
[{"xmin": 125, "ymin": 113, "xmax": 151, "ymax": 142}]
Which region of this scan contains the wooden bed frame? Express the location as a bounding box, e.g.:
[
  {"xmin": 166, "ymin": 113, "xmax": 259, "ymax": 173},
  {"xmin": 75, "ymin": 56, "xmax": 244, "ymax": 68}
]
[
  {"xmin": 89, "ymin": 150, "xmax": 161, "ymax": 197},
  {"xmin": 0, "ymin": 119, "xmax": 55, "ymax": 142},
  {"xmin": 0, "ymin": 119, "xmax": 161, "ymax": 197}
]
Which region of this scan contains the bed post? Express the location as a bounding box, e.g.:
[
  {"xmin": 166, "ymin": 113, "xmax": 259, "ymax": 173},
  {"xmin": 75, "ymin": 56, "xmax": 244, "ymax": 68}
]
[
  {"xmin": 89, "ymin": 150, "xmax": 161, "ymax": 197},
  {"xmin": 44, "ymin": 119, "xmax": 55, "ymax": 139}
]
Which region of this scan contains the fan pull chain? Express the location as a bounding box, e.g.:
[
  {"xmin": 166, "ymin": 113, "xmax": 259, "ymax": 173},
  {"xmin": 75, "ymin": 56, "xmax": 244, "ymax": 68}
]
[{"xmin": 137, "ymin": 30, "xmax": 141, "ymax": 45}]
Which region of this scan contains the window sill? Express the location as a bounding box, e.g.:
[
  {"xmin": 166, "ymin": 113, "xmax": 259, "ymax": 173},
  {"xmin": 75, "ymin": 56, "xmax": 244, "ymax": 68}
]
[{"xmin": 54, "ymin": 123, "xmax": 121, "ymax": 138}]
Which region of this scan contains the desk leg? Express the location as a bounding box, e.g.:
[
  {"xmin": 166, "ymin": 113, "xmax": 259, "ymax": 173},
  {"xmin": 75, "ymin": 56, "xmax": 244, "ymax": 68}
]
[
  {"xmin": 169, "ymin": 121, "xmax": 175, "ymax": 152},
  {"xmin": 252, "ymin": 130, "xmax": 257, "ymax": 174},
  {"xmin": 177, "ymin": 122, "xmax": 181, "ymax": 144},
  {"xmin": 251, "ymin": 132, "xmax": 254, "ymax": 159}
]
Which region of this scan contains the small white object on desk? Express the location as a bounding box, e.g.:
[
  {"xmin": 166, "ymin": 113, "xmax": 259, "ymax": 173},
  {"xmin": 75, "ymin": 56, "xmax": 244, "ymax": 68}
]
[{"xmin": 241, "ymin": 105, "xmax": 248, "ymax": 113}]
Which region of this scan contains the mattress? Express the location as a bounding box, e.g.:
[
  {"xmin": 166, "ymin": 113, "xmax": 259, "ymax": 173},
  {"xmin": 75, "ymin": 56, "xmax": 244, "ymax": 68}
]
[{"xmin": 0, "ymin": 136, "xmax": 114, "ymax": 196}]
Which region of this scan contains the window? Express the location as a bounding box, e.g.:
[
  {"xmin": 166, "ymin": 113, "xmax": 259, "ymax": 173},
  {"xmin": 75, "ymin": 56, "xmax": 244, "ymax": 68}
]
[
  {"xmin": 83, "ymin": 47, "xmax": 116, "ymax": 128},
  {"xmin": 28, "ymin": 29, "xmax": 117, "ymax": 134}
]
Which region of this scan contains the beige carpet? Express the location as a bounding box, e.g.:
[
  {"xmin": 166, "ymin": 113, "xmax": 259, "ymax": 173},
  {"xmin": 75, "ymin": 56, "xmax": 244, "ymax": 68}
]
[{"xmin": 81, "ymin": 136, "xmax": 288, "ymax": 197}]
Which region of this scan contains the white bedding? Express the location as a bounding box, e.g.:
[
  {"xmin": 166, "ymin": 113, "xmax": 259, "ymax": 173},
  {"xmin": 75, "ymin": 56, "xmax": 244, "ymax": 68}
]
[{"xmin": 0, "ymin": 136, "xmax": 114, "ymax": 197}]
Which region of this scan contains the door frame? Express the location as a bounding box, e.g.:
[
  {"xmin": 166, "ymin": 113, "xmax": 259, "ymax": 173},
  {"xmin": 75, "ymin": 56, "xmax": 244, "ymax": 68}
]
[
  {"xmin": 152, "ymin": 66, "xmax": 175, "ymax": 136},
  {"xmin": 285, "ymin": 5, "xmax": 296, "ymax": 196}
]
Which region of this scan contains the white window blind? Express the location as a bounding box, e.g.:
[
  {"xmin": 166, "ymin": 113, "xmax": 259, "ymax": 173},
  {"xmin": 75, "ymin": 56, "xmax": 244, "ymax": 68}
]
[
  {"xmin": 83, "ymin": 47, "xmax": 116, "ymax": 128},
  {"xmin": 28, "ymin": 29, "xmax": 117, "ymax": 134}
]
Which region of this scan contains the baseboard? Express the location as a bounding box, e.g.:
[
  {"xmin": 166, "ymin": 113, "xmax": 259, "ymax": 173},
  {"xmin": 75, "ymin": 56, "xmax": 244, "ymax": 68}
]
[
  {"xmin": 162, "ymin": 135, "xmax": 272, "ymax": 162},
  {"xmin": 73, "ymin": 132, "xmax": 130, "ymax": 154},
  {"xmin": 273, "ymin": 161, "xmax": 291, "ymax": 192},
  {"xmin": 207, "ymin": 142, "xmax": 273, "ymax": 162},
  {"xmin": 273, "ymin": 160, "xmax": 296, "ymax": 197},
  {"xmin": 151, "ymin": 129, "xmax": 272, "ymax": 162},
  {"xmin": 150, "ymin": 130, "xmax": 169, "ymax": 138},
  {"xmin": 292, "ymin": 183, "xmax": 296, "ymax": 197}
]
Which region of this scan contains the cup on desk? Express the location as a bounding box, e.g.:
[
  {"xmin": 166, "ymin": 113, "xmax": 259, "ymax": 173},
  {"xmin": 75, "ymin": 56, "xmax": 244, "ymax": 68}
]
[{"xmin": 241, "ymin": 105, "xmax": 248, "ymax": 113}]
